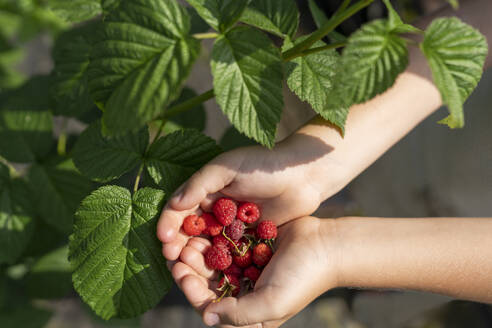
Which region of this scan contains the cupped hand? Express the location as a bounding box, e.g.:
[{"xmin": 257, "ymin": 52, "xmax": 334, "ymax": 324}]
[
  {"xmin": 170, "ymin": 216, "xmax": 339, "ymax": 327},
  {"xmin": 157, "ymin": 132, "xmax": 348, "ymax": 261}
]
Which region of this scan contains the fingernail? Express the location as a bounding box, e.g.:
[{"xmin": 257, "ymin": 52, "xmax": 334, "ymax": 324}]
[{"xmin": 204, "ymin": 313, "xmax": 220, "ymax": 326}]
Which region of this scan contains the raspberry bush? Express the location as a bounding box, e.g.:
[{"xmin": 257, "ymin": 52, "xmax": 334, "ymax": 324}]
[{"xmin": 0, "ymin": 0, "xmax": 487, "ymax": 323}]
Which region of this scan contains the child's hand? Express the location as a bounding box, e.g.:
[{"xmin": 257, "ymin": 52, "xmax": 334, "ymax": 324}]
[
  {"xmin": 170, "ymin": 216, "xmax": 338, "ymax": 327},
  {"xmin": 157, "ymin": 133, "xmax": 348, "ymax": 261}
]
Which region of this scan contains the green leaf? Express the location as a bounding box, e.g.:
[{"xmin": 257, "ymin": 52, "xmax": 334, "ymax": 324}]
[
  {"xmin": 240, "ymin": 0, "xmax": 299, "ymax": 38},
  {"xmin": 0, "ymin": 75, "xmax": 53, "ymax": 110},
  {"xmin": 146, "ymin": 129, "xmax": 221, "ymax": 194},
  {"xmin": 211, "ymin": 26, "xmax": 283, "ymax": 148},
  {"xmin": 381, "ymin": 0, "xmax": 420, "ymax": 34},
  {"xmin": 70, "ymin": 186, "xmax": 171, "ymax": 320},
  {"xmin": 73, "ymin": 121, "xmax": 148, "ymax": 182},
  {"xmin": 220, "ymin": 126, "xmax": 258, "ymax": 151},
  {"xmin": 51, "ymin": 22, "xmax": 99, "ymax": 119},
  {"xmin": 0, "ymin": 165, "xmax": 35, "ymax": 264},
  {"xmin": 0, "ymin": 107, "xmax": 53, "ymax": 163},
  {"xmin": 26, "ymin": 246, "xmax": 72, "ymax": 299},
  {"xmin": 420, "ymin": 18, "xmax": 487, "ymax": 128},
  {"xmin": 186, "ymin": 0, "xmax": 250, "ymax": 33},
  {"xmin": 47, "ymin": 0, "xmax": 102, "ymax": 23},
  {"xmin": 167, "ymin": 87, "xmax": 207, "ymax": 132},
  {"xmin": 22, "ymin": 219, "xmax": 66, "ymax": 258},
  {"xmin": 88, "ymin": 0, "xmax": 200, "ymax": 136},
  {"xmin": 187, "ymin": 6, "xmax": 210, "ymax": 34},
  {"xmin": 101, "ymin": 0, "xmax": 120, "ymax": 13},
  {"xmin": 307, "ymin": 0, "xmax": 346, "ymax": 43},
  {"xmin": 28, "ymin": 159, "xmax": 95, "ymax": 234},
  {"xmin": 0, "ymin": 305, "xmax": 52, "ymax": 328},
  {"xmin": 284, "ymin": 36, "xmax": 347, "ymax": 132},
  {"xmin": 335, "ymin": 19, "xmax": 409, "ymax": 106}
]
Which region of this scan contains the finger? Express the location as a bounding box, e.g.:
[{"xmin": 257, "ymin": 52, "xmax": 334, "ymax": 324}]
[
  {"xmin": 162, "ymin": 232, "xmax": 189, "ymax": 261},
  {"xmin": 181, "ymin": 274, "xmax": 218, "ymax": 312},
  {"xmin": 171, "ymin": 261, "xmax": 209, "ymax": 287},
  {"xmin": 157, "ymin": 203, "xmax": 199, "ymax": 243},
  {"xmin": 187, "ymin": 237, "xmax": 212, "ymax": 252},
  {"xmin": 203, "ymin": 287, "xmax": 281, "ymax": 327},
  {"xmin": 170, "ymin": 163, "xmax": 237, "ymax": 211},
  {"xmin": 180, "ymin": 245, "xmax": 217, "ymax": 280},
  {"xmin": 200, "ymin": 192, "xmax": 224, "ymax": 212}
]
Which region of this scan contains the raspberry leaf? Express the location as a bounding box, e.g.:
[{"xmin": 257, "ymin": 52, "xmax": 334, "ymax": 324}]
[
  {"xmin": 25, "ymin": 246, "xmax": 72, "ymax": 299},
  {"xmin": 0, "ymin": 107, "xmax": 53, "ymax": 163},
  {"xmin": 186, "ymin": 0, "xmax": 250, "ymax": 33},
  {"xmin": 0, "ymin": 304, "xmax": 52, "ymax": 328},
  {"xmin": 47, "ymin": 0, "xmax": 102, "ymax": 23},
  {"xmin": 284, "ymin": 36, "xmax": 348, "ymax": 132},
  {"xmin": 330, "ymin": 19, "xmax": 409, "ymax": 108},
  {"xmin": 240, "ymin": 0, "xmax": 299, "ymax": 38},
  {"xmin": 211, "ymin": 26, "xmax": 283, "ymax": 148},
  {"xmin": 69, "ymin": 186, "xmax": 171, "ymax": 320},
  {"xmin": 51, "ymin": 22, "xmax": 98, "ymax": 120},
  {"xmin": 28, "ymin": 159, "xmax": 95, "ymax": 234},
  {"xmin": 73, "ymin": 121, "xmax": 149, "ymax": 182},
  {"xmin": 87, "ymin": 0, "xmax": 199, "ymax": 136},
  {"xmin": 145, "ymin": 129, "xmax": 221, "ymax": 194},
  {"xmin": 0, "ymin": 164, "xmax": 35, "ymax": 265},
  {"xmin": 420, "ymin": 18, "xmax": 487, "ymax": 128},
  {"xmin": 447, "ymin": 0, "xmax": 459, "ymax": 9}
]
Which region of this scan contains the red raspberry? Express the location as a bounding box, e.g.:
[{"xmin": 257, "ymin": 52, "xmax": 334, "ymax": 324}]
[
  {"xmin": 205, "ymin": 245, "xmax": 232, "ymax": 270},
  {"xmin": 256, "ymin": 220, "xmax": 277, "ymax": 239},
  {"xmin": 252, "ymin": 243, "xmax": 273, "ymax": 267},
  {"xmin": 217, "ymin": 274, "xmax": 241, "ymax": 297},
  {"xmin": 182, "ymin": 214, "xmax": 205, "ymax": 236},
  {"xmin": 213, "ymin": 198, "xmax": 237, "ymax": 226},
  {"xmin": 233, "ymin": 248, "xmax": 252, "ymax": 268},
  {"xmin": 244, "ymin": 266, "xmax": 261, "ymax": 282},
  {"xmin": 223, "ymin": 263, "xmax": 242, "ymax": 277},
  {"xmin": 202, "ymin": 213, "xmax": 223, "ymax": 237},
  {"xmin": 237, "ymin": 202, "xmax": 260, "ymax": 223},
  {"xmin": 213, "ymin": 235, "xmax": 231, "ymax": 249},
  {"xmin": 225, "ymin": 219, "xmax": 244, "ymax": 240}
]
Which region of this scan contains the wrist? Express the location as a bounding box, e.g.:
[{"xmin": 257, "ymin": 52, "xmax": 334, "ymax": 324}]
[{"xmin": 279, "ymin": 122, "xmax": 354, "ymax": 203}]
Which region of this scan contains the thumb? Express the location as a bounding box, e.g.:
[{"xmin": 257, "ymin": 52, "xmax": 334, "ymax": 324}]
[
  {"xmin": 170, "ymin": 162, "xmax": 237, "ymax": 211},
  {"xmin": 202, "ymin": 287, "xmax": 280, "ymax": 327}
]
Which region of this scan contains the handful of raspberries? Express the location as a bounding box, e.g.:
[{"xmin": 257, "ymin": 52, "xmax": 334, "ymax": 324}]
[{"xmin": 182, "ymin": 198, "xmax": 277, "ymax": 300}]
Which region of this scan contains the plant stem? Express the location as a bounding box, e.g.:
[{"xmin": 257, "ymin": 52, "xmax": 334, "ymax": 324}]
[
  {"xmin": 338, "ymin": 0, "xmax": 352, "ymax": 14},
  {"xmin": 151, "ymin": 119, "xmax": 167, "ymax": 144},
  {"xmin": 133, "ymin": 164, "xmax": 144, "ymax": 193},
  {"xmin": 282, "ymin": 0, "xmax": 374, "ymax": 61},
  {"xmin": 160, "ymin": 89, "xmax": 214, "ymax": 119},
  {"xmin": 285, "ymin": 41, "xmax": 346, "ymax": 61},
  {"xmin": 193, "ymin": 32, "xmax": 219, "ymax": 39},
  {"xmin": 57, "ymin": 118, "xmax": 68, "ymax": 156}
]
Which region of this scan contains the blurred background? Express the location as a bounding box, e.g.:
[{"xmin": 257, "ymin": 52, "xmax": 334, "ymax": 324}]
[{"xmin": 1, "ymin": 0, "xmax": 491, "ymax": 327}]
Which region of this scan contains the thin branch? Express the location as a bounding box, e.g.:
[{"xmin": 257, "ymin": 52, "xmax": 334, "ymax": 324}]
[{"xmin": 193, "ymin": 32, "xmax": 219, "ymax": 39}]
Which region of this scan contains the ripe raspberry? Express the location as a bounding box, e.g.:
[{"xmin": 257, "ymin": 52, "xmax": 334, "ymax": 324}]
[
  {"xmin": 237, "ymin": 202, "xmax": 260, "ymax": 224},
  {"xmin": 213, "ymin": 198, "xmax": 237, "ymax": 226},
  {"xmin": 244, "ymin": 266, "xmax": 261, "ymax": 282},
  {"xmin": 213, "ymin": 235, "xmax": 231, "ymax": 249},
  {"xmin": 257, "ymin": 220, "xmax": 277, "ymax": 240},
  {"xmin": 252, "ymin": 243, "xmax": 273, "ymax": 267},
  {"xmin": 233, "ymin": 248, "xmax": 252, "ymax": 268},
  {"xmin": 202, "ymin": 213, "xmax": 223, "ymax": 237},
  {"xmin": 182, "ymin": 214, "xmax": 205, "ymax": 236},
  {"xmin": 225, "ymin": 219, "xmax": 244, "ymax": 240},
  {"xmin": 223, "ymin": 263, "xmax": 242, "ymax": 277},
  {"xmin": 217, "ymin": 274, "xmax": 241, "ymax": 297},
  {"xmin": 205, "ymin": 245, "xmax": 232, "ymax": 270}
]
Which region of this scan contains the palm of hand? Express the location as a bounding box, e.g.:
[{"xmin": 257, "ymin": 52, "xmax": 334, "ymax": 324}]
[
  {"xmin": 171, "ymin": 217, "xmax": 337, "ymax": 327},
  {"xmin": 157, "ymin": 145, "xmax": 324, "ymax": 261}
]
